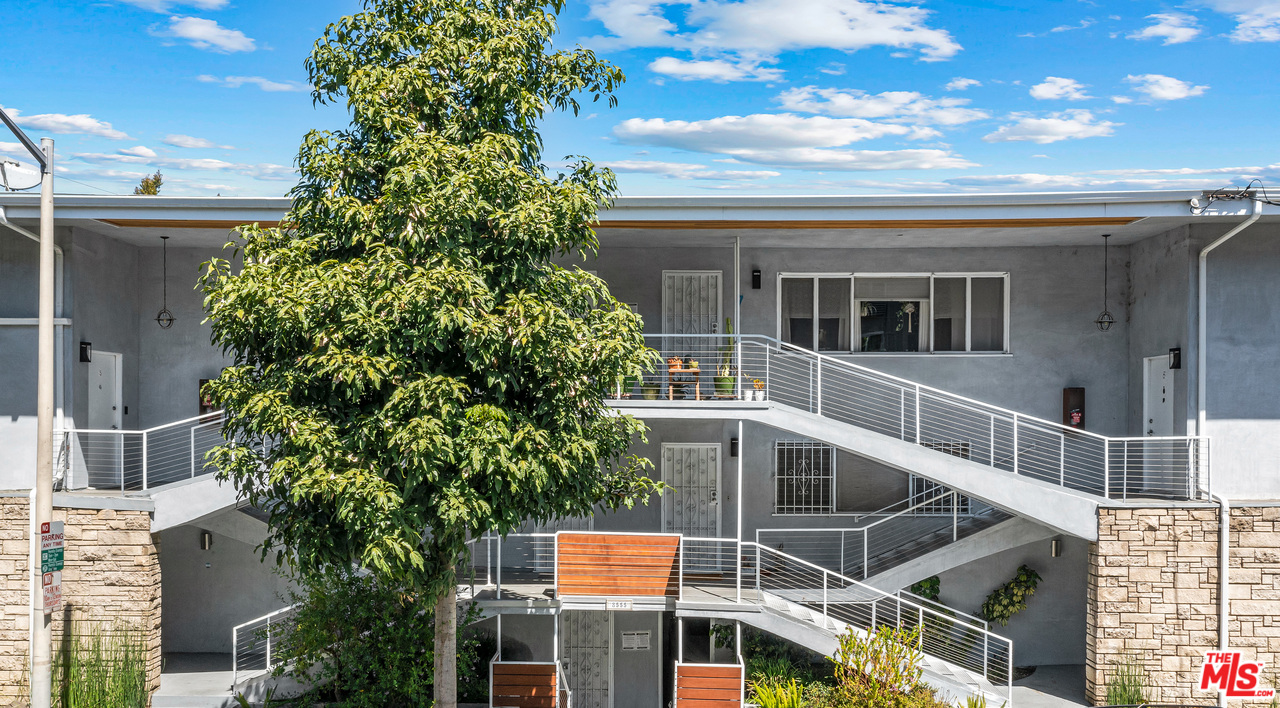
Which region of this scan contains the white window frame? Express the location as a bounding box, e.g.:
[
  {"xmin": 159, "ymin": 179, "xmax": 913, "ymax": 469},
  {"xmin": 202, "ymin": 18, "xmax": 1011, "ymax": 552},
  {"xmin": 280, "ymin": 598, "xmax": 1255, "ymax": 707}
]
[
  {"xmin": 773, "ymin": 440, "xmax": 837, "ymax": 515},
  {"xmin": 776, "ymin": 272, "xmax": 1011, "ymax": 355}
]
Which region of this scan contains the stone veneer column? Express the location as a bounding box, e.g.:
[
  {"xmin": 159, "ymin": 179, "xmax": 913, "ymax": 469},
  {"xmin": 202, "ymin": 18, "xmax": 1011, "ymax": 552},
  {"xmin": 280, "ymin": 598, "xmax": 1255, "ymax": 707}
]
[
  {"xmin": 1088, "ymin": 506, "xmax": 1280, "ymax": 705},
  {"xmin": 0, "ymin": 497, "xmax": 162, "ymax": 703}
]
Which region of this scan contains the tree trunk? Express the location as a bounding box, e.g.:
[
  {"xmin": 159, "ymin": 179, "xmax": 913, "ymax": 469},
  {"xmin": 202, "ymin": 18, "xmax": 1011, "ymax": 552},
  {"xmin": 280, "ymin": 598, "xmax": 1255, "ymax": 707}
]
[{"xmin": 434, "ymin": 564, "xmax": 458, "ymax": 708}]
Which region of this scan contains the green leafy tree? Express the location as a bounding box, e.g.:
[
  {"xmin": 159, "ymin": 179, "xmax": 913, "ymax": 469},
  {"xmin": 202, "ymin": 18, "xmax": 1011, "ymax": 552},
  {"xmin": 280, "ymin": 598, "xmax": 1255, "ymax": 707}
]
[
  {"xmin": 199, "ymin": 0, "xmax": 656, "ymax": 704},
  {"xmin": 133, "ymin": 170, "xmax": 162, "ymax": 195}
]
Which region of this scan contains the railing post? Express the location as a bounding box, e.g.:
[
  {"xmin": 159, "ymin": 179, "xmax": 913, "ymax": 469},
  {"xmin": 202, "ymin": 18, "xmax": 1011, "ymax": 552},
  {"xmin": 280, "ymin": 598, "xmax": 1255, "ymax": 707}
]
[
  {"xmin": 497, "ymin": 535, "xmax": 503, "ymax": 598},
  {"xmin": 736, "ymin": 539, "xmax": 742, "ymax": 604},
  {"xmin": 141, "ymin": 430, "xmax": 149, "ymax": 490},
  {"xmin": 190, "ymin": 425, "xmax": 197, "ymax": 479},
  {"xmin": 1104, "ymin": 439, "xmax": 1111, "ymax": 498},
  {"xmin": 871, "ymin": 598, "xmax": 876, "ymax": 630},
  {"xmin": 815, "ymin": 358, "xmax": 822, "ymax": 415},
  {"xmin": 983, "ymin": 632, "xmax": 989, "ymax": 683},
  {"xmin": 763, "ymin": 342, "xmax": 770, "ymax": 402},
  {"xmin": 266, "ymin": 619, "xmax": 272, "ymax": 671},
  {"xmin": 918, "ymin": 607, "xmax": 924, "ymax": 648},
  {"xmin": 1011, "ymin": 414, "xmax": 1019, "ymax": 476},
  {"xmin": 914, "ymin": 386, "xmax": 921, "ymax": 444},
  {"xmin": 822, "ymin": 570, "xmax": 828, "ymax": 622},
  {"xmin": 679, "ymin": 537, "xmax": 685, "ymax": 602},
  {"xmin": 862, "ymin": 529, "xmax": 869, "ymax": 580},
  {"xmin": 1123, "ymin": 440, "xmax": 1129, "ymax": 501},
  {"xmin": 118, "ymin": 432, "xmax": 125, "ymax": 490},
  {"xmin": 952, "ymin": 492, "xmax": 958, "ymax": 542},
  {"xmin": 840, "ymin": 531, "xmax": 845, "ymax": 577},
  {"xmin": 232, "ymin": 627, "xmax": 238, "ymax": 687},
  {"xmin": 755, "ymin": 544, "xmax": 761, "ymax": 595}
]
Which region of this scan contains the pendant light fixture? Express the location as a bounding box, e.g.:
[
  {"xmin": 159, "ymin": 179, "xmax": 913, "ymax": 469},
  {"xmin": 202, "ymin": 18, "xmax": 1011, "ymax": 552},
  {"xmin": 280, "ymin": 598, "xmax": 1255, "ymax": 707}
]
[
  {"xmin": 1095, "ymin": 234, "xmax": 1115, "ymax": 331},
  {"xmin": 155, "ymin": 236, "xmax": 175, "ymax": 329}
]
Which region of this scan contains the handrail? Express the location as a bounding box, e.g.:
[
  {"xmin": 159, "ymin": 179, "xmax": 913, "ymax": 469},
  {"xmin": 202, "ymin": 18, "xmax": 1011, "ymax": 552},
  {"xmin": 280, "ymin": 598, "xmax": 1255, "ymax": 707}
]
[
  {"xmin": 556, "ymin": 661, "xmax": 572, "ymax": 708},
  {"xmin": 897, "ymin": 588, "xmax": 989, "ymax": 630},
  {"xmin": 56, "ymin": 410, "xmax": 224, "ymax": 436},
  {"xmin": 858, "ymin": 491, "xmax": 957, "ymax": 531},
  {"xmin": 644, "ymin": 333, "xmax": 1195, "ymax": 445},
  {"xmin": 231, "ymin": 602, "xmax": 298, "ymax": 687}
]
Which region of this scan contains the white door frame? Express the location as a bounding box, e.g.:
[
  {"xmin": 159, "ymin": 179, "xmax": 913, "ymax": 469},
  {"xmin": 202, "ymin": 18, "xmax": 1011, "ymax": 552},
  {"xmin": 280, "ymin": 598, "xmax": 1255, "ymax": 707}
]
[
  {"xmin": 87, "ymin": 350, "xmax": 123, "ymax": 430},
  {"xmin": 660, "ymin": 442, "xmax": 722, "ymax": 537},
  {"xmin": 1142, "ymin": 354, "xmax": 1175, "ymax": 437}
]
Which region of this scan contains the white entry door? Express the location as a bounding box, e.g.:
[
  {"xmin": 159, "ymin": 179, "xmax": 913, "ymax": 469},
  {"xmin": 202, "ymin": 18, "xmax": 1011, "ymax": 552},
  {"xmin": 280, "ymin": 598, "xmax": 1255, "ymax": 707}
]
[
  {"xmin": 87, "ymin": 351, "xmax": 122, "ymax": 430},
  {"xmin": 561, "ymin": 611, "xmax": 611, "ymax": 708},
  {"xmin": 662, "ymin": 443, "xmax": 721, "ymax": 540},
  {"xmin": 662, "ymin": 271, "xmax": 722, "ymax": 336},
  {"xmin": 1143, "ymin": 355, "xmax": 1175, "ymax": 437}
]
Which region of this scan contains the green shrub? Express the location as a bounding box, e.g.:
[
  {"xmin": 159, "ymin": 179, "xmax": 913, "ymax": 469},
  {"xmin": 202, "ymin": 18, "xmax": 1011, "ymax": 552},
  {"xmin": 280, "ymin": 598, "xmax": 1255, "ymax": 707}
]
[
  {"xmin": 275, "ymin": 565, "xmax": 482, "ymax": 706},
  {"xmin": 910, "ymin": 576, "xmax": 940, "ymax": 602},
  {"xmin": 52, "ymin": 620, "xmax": 148, "ymax": 708},
  {"xmin": 751, "ymin": 678, "xmax": 804, "ymax": 708},
  {"xmin": 1105, "ymin": 654, "xmax": 1148, "ymax": 706},
  {"xmin": 830, "ymin": 625, "xmax": 924, "ymax": 708},
  {"xmin": 979, "ymin": 565, "xmax": 1041, "ymax": 627}
]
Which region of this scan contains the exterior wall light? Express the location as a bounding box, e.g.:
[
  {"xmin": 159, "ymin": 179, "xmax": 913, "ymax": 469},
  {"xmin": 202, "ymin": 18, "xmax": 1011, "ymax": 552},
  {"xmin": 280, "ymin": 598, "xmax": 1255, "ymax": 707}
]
[
  {"xmin": 200, "ymin": 530, "xmax": 213, "ymax": 551},
  {"xmin": 1095, "ymin": 234, "xmax": 1115, "ymax": 332},
  {"xmin": 79, "ymin": 342, "xmax": 91, "ymax": 363},
  {"xmin": 751, "ymin": 269, "xmax": 761, "ymax": 290},
  {"xmin": 730, "ymin": 437, "xmax": 739, "ymax": 457},
  {"xmin": 1051, "ymin": 539, "xmax": 1062, "ymax": 557},
  {"xmin": 1169, "ymin": 347, "xmax": 1182, "ymax": 370}
]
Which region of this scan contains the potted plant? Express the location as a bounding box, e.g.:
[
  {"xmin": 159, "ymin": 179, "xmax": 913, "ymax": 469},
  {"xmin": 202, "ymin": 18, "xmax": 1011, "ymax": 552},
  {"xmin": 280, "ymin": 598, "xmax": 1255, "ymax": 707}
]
[
  {"xmin": 752, "ymin": 378, "xmax": 765, "ymax": 401},
  {"xmin": 640, "ymin": 381, "xmax": 660, "ymax": 400},
  {"xmin": 667, "ymin": 356, "xmax": 683, "ymax": 372},
  {"xmin": 715, "ymin": 317, "xmax": 737, "ymax": 398}
]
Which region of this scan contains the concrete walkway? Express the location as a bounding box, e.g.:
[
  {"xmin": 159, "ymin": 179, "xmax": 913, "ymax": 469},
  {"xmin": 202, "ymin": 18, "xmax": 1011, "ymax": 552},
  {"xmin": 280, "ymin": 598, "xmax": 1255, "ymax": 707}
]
[
  {"xmin": 1012, "ymin": 665, "xmax": 1090, "ymax": 708},
  {"xmin": 154, "ymin": 653, "xmax": 238, "ymax": 708}
]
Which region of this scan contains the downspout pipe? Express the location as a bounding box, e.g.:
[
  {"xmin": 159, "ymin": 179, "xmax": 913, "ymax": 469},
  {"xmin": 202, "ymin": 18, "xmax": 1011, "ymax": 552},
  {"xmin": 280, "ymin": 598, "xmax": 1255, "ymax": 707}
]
[
  {"xmin": 0, "ymin": 207, "xmax": 67, "ymax": 480},
  {"xmin": 1197, "ymin": 197, "xmax": 1260, "ymax": 708}
]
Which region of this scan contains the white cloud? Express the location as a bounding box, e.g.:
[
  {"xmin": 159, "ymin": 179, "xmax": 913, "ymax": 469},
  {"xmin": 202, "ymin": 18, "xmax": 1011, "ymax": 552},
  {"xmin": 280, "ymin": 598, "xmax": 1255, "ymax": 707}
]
[
  {"xmin": 162, "ymin": 134, "xmax": 233, "ymax": 149},
  {"xmin": 585, "ymin": 0, "xmax": 961, "ymax": 79},
  {"xmin": 0, "ymin": 106, "xmax": 132, "ymax": 140},
  {"xmin": 120, "ymin": 0, "xmax": 228, "ymax": 10},
  {"xmin": 777, "ymin": 86, "xmax": 989, "ymax": 125},
  {"xmin": 1051, "ymin": 18, "xmax": 1095, "ymax": 32},
  {"xmin": 1111, "ymin": 96, "xmax": 1134, "ymax": 104},
  {"xmin": 1127, "ymin": 13, "xmax": 1202, "ymax": 44},
  {"xmin": 613, "ymin": 114, "xmax": 975, "ymax": 171},
  {"xmin": 72, "ymin": 152, "xmax": 294, "ymax": 180},
  {"xmin": 158, "ymin": 16, "xmax": 255, "ymax": 53},
  {"xmin": 603, "ymin": 160, "xmax": 780, "ymax": 180},
  {"xmin": 647, "ymin": 57, "xmax": 783, "ymax": 82},
  {"xmin": 1029, "ymin": 77, "xmax": 1092, "ymax": 101},
  {"xmin": 119, "ymin": 146, "xmax": 157, "ymax": 158},
  {"xmin": 945, "ymin": 77, "xmax": 981, "ymax": 91},
  {"xmin": 819, "ymin": 63, "xmax": 846, "ymax": 76},
  {"xmin": 983, "ymin": 110, "xmax": 1118, "ymax": 144},
  {"xmin": 1200, "ymin": 1, "xmax": 1280, "ymax": 42},
  {"xmin": 196, "ymin": 74, "xmax": 308, "ymax": 92},
  {"xmin": 1124, "ymin": 73, "xmax": 1209, "ymax": 101}
]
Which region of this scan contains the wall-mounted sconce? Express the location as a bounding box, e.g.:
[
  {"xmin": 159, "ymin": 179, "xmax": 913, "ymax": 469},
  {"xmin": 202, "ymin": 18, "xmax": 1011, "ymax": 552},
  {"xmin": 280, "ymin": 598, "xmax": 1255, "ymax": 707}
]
[
  {"xmin": 79, "ymin": 342, "xmax": 92, "ymax": 363},
  {"xmin": 200, "ymin": 530, "xmax": 213, "ymax": 551},
  {"xmin": 751, "ymin": 269, "xmax": 761, "ymax": 290},
  {"xmin": 1169, "ymin": 347, "xmax": 1182, "ymax": 370},
  {"xmin": 1051, "ymin": 539, "xmax": 1062, "ymax": 557},
  {"xmin": 730, "ymin": 437, "xmax": 739, "ymax": 457}
]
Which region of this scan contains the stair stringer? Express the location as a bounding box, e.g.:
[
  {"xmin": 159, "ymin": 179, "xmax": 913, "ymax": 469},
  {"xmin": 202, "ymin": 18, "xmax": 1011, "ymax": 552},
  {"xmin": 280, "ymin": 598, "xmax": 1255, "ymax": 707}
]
[
  {"xmin": 676, "ymin": 592, "xmax": 1006, "ymax": 706},
  {"xmin": 624, "ymin": 403, "xmax": 1102, "ymax": 540},
  {"xmin": 863, "ymin": 516, "xmax": 1059, "ymax": 593}
]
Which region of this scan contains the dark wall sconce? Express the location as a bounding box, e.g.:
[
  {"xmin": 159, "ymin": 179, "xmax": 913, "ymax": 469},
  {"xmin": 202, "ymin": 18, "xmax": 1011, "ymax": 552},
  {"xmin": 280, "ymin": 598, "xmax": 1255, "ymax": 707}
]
[
  {"xmin": 730, "ymin": 437, "xmax": 739, "ymax": 457},
  {"xmin": 1051, "ymin": 539, "xmax": 1062, "ymax": 557},
  {"xmin": 751, "ymin": 269, "xmax": 761, "ymax": 290},
  {"xmin": 1169, "ymin": 347, "xmax": 1182, "ymax": 370},
  {"xmin": 79, "ymin": 342, "xmax": 92, "ymax": 363},
  {"xmin": 200, "ymin": 530, "xmax": 213, "ymax": 551}
]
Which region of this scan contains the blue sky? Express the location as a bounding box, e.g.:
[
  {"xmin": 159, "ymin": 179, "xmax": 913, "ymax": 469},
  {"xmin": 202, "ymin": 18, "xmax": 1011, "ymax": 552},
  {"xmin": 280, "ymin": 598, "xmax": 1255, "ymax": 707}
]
[{"xmin": 1, "ymin": 0, "xmax": 1277, "ymax": 196}]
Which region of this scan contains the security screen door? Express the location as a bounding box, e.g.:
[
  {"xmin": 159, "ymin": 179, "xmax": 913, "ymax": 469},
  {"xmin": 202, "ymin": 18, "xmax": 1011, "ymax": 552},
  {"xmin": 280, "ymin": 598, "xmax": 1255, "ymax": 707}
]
[
  {"xmin": 561, "ymin": 611, "xmax": 610, "ymax": 708},
  {"xmin": 662, "ymin": 271, "xmax": 722, "ymax": 336},
  {"xmin": 663, "ymin": 443, "xmax": 722, "ymax": 576}
]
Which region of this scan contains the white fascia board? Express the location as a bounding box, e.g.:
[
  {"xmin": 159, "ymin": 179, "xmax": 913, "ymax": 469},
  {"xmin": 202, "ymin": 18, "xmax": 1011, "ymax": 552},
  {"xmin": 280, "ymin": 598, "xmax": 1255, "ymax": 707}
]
[{"xmin": 0, "ymin": 194, "xmax": 292, "ymax": 222}]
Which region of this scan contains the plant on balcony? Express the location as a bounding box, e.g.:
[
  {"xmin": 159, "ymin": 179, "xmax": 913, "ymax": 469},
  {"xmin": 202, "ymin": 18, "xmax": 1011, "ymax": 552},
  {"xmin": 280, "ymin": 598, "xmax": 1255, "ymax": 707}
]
[
  {"xmin": 715, "ymin": 317, "xmax": 737, "ymax": 396},
  {"xmin": 199, "ymin": 1, "xmax": 661, "ymax": 705},
  {"xmin": 979, "ymin": 564, "xmax": 1042, "ymax": 627}
]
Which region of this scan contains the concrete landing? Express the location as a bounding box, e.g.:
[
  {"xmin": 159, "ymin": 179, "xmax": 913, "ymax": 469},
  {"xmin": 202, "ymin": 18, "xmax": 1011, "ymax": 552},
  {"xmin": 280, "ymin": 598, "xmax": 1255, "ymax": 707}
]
[
  {"xmin": 1011, "ymin": 665, "xmax": 1089, "ymax": 708},
  {"xmin": 154, "ymin": 653, "xmax": 237, "ymax": 708}
]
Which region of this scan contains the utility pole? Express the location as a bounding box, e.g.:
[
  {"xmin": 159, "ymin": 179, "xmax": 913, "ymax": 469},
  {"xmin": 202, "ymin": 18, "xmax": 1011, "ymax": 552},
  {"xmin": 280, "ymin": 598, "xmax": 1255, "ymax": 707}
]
[{"xmin": 0, "ymin": 107, "xmax": 54, "ymax": 708}]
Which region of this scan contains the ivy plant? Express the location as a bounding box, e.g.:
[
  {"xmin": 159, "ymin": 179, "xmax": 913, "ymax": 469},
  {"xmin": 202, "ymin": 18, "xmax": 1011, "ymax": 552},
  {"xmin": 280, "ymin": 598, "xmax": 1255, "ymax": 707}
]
[
  {"xmin": 980, "ymin": 564, "xmax": 1042, "ymax": 627},
  {"xmin": 200, "ymin": 0, "xmax": 657, "ymax": 705}
]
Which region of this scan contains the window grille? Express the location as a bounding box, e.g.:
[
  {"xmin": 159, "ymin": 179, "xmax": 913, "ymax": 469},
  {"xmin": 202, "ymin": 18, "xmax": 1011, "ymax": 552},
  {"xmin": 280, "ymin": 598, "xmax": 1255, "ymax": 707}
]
[{"xmin": 774, "ymin": 441, "xmax": 835, "ymax": 514}]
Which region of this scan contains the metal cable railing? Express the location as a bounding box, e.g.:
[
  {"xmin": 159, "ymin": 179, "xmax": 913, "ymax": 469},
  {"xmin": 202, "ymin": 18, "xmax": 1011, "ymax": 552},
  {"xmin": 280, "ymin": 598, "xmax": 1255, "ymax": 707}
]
[
  {"xmin": 620, "ymin": 334, "xmax": 1209, "ymax": 502},
  {"xmin": 57, "ymin": 412, "xmax": 225, "ymax": 491},
  {"xmin": 231, "ymin": 603, "xmax": 298, "ymax": 686}
]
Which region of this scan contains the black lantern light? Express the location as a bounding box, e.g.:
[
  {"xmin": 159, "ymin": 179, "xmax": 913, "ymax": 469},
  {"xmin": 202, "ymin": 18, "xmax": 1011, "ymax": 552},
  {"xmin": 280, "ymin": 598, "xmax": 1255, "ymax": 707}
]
[
  {"xmin": 1095, "ymin": 234, "xmax": 1115, "ymax": 331},
  {"xmin": 155, "ymin": 236, "xmax": 175, "ymax": 329}
]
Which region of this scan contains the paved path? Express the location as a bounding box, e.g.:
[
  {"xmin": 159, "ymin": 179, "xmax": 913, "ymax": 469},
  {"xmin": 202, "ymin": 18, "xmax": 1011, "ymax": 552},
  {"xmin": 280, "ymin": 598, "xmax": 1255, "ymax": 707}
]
[{"xmin": 1012, "ymin": 665, "xmax": 1090, "ymax": 708}]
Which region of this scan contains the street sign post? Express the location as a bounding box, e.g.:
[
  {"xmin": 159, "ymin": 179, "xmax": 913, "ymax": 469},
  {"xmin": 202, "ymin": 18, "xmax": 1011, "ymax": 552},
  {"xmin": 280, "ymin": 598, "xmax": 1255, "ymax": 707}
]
[{"xmin": 39, "ymin": 521, "xmax": 63, "ymax": 614}]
